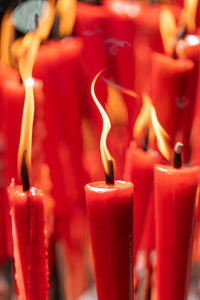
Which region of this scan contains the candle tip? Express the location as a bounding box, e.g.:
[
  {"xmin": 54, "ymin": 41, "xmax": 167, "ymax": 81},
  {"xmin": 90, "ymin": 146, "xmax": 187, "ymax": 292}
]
[
  {"xmin": 21, "ymin": 149, "xmax": 30, "ymax": 192},
  {"xmin": 105, "ymin": 160, "xmax": 114, "ymax": 185},
  {"xmin": 10, "ymin": 178, "xmax": 15, "ymax": 186},
  {"xmin": 173, "ymin": 142, "xmax": 183, "ymax": 168}
]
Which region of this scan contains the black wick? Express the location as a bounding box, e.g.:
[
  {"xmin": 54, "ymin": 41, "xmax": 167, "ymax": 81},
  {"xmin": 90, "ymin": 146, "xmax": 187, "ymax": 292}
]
[
  {"xmin": 105, "ymin": 160, "xmax": 114, "ymax": 185},
  {"xmin": 173, "ymin": 142, "xmax": 183, "ymax": 168},
  {"xmin": 21, "ymin": 149, "xmax": 30, "ymax": 191}
]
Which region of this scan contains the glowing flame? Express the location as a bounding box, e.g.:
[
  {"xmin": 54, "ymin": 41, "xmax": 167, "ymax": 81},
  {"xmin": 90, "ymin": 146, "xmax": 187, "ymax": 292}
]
[
  {"xmin": 105, "ymin": 81, "xmax": 128, "ymax": 126},
  {"xmin": 56, "ymin": 0, "xmax": 77, "ymax": 37},
  {"xmin": 17, "ymin": 33, "xmax": 40, "ymax": 178},
  {"xmin": 183, "ymin": 0, "xmax": 198, "ymax": 33},
  {"xmin": 0, "ymin": 9, "xmax": 15, "ymax": 66},
  {"xmin": 133, "ymin": 93, "xmax": 152, "ymax": 143},
  {"xmin": 11, "ymin": 2, "xmax": 54, "ymax": 69},
  {"xmin": 91, "ymin": 70, "xmax": 114, "ymax": 174},
  {"xmin": 35, "ymin": 0, "xmax": 55, "ymax": 42},
  {"xmin": 147, "ymin": 94, "xmax": 172, "ymax": 161},
  {"xmin": 160, "ymin": 8, "xmax": 177, "ymax": 55}
]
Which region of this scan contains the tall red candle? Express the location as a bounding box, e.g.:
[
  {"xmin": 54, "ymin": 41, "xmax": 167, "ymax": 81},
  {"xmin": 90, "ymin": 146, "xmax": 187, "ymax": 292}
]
[
  {"xmin": 85, "ymin": 180, "xmax": 133, "ymax": 300},
  {"xmin": 6, "ymin": 30, "xmax": 49, "ymax": 299},
  {"xmin": 85, "ymin": 70, "xmax": 133, "ymax": 300},
  {"xmin": 154, "ymin": 159, "xmax": 199, "ymax": 300},
  {"xmin": 150, "ymin": 52, "xmax": 197, "ymax": 162},
  {"xmin": 124, "ymin": 141, "xmax": 161, "ymax": 263}
]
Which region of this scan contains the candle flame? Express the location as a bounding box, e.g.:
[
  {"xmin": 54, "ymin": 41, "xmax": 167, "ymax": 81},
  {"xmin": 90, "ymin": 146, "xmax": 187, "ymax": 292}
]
[
  {"xmin": 56, "ymin": 0, "xmax": 77, "ymax": 37},
  {"xmin": 160, "ymin": 8, "xmax": 177, "ymax": 56},
  {"xmin": 183, "ymin": 0, "xmax": 198, "ymax": 33},
  {"xmin": 17, "ymin": 32, "xmax": 40, "ymax": 179},
  {"xmin": 148, "ymin": 94, "xmax": 172, "ymax": 161},
  {"xmin": 105, "ymin": 81, "xmax": 128, "ymax": 126},
  {"xmin": 91, "ymin": 70, "xmax": 114, "ymax": 175},
  {"xmin": 133, "ymin": 93, "xmax": 153, "ymax": 145},
  {"xmin": 0, "ymin": 9, "xmax": 15, "ymax": 66}
]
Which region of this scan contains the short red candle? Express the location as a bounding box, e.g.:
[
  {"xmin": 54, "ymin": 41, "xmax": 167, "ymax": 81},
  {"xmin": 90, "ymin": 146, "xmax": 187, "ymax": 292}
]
[
  {"xmin": 150, "ymin": 52, "xmax": 197, "ymax": 162},
  {"xmin": 8, "ymin": 181, "xmax": 48, "ymax": 300},
  {"xmin": 154, "ymin": 164, "xmax": 199, "ymax": 300},
  {"xmin": 124, "ymin": 141, "xmax": 161, "ymax": 262},
  {"xmin": 85, "ymin": 180, "xmax": 133, "ymax": 300}
]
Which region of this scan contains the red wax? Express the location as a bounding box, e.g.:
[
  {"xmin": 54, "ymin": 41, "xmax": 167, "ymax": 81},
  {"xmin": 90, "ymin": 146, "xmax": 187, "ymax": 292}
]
[
  {"xmin": 150, "ymin": 52, "xmax": 197, "ymax": 162},
  {"xmin": 124, "ymin": 141, "xmax": 161, "ymax": 262},
  {"xmin": 85, "ymin": 180, "xmax": 133, "ymax": 300},
  {"xmin": 7, "ymin": 183, "xmax": 48, "ymax": 300},
  {"xmin": 154, "ymin": 164, "xmax": 199, "ymax": 300}
]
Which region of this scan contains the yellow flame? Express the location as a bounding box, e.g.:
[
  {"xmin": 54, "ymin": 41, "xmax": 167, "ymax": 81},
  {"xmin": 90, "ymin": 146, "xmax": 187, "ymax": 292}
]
[
  {"xmin": 184, "ymin": 0, "xmax": 198, "ymax": 33},
  {"xmin": 147, "ymin": 94, "xmax": 172, "ymax": 161},
  {"xmin": 105, "ymin": 81, "xmax": 128, "ymax": 126},
  {"xmin": 35, "ymin": 0, "xmax": 55, "ymax": 42},
  {"xmin": 17, "ymin": 31, "xmax": 40, "ymax": 178},
  {"xmin": 160, "ymin": 8, "xmax": 177, "ymax": 55},
  {"xmin": 133, "ymin": 94, "xmax": 152, "ymax": 142},
  {"xmin": 91, "ymin": 70, "xmax": 114, "ymax": 174},
  {"xmin": 56, "ymin": 0, "xmax": 77, "ymax": 37},
  {"xmin": 0, "ymin": 9, "xmax": 15, "ymax": 66}
]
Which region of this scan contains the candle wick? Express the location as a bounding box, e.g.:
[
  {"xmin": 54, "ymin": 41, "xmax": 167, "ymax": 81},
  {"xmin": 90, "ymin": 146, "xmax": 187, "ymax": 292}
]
[
  {"xmin": 173, "ymin": 26, "xmax": 187, "ymax": 59},
  {"xmin": 173, "ymin": 142, "xmax": 183, "ymax": 169},
  {"xmin": 105, "ymin": 160, "xmax": 114, "ymax": 185},
  {"xmin": 142, "ymin": 126, "xmax": 149, "ymax": 152},
  {"xmin": 21, "ymin": 149, "xmax": 30, "ymax": 192},
  {"xmin": 34, "ymin": 13, "xmax": 39, "ymax": 31}
]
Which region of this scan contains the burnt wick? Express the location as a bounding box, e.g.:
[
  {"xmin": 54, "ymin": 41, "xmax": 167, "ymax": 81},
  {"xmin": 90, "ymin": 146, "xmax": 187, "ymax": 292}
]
[
  {"xmin": 142, "ymin": 127, "xmax": 149, "ymax": 152},
  {"xmin": 105, "ymin": 160, "xmax": 114, "ymax": 185},
  {"xmin": 173, "ymin": 142, "xmax": 183, "ymax": 169},
  {"xmin": 21, "ymin": 149, "xmax": 30, "ymax": 192}
]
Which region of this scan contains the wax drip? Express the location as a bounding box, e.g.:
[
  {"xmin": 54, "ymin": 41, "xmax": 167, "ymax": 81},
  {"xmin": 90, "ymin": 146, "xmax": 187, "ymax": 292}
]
[
  {"xmin": 105, "ymin": 160, "xmax": 114, "ymax": 185},
  {"xmin": 173, "ymin": 142, "xmax": 183, "ymax": 168},
  {"xmin": 142, "ymin": 126, "xmax": 149, "ymax": 152},
  {"xmin": 21, "ymin": 149, "xmax": 30, "ymax": 191}
]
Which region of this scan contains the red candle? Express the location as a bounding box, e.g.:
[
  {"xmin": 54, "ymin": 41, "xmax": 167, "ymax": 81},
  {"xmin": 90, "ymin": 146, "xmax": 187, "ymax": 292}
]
[
  {"xmin": 6, "ymin": 30, "xmax": 49, "ymax": 299},
  {"xmin": 124, "ymin": 141, "xmax": 161, "ymax": 262},
  {"xmin": 154, "ymin": 145, "xmax": 199, "ymax": 300},
  {"xmin": 85, "ymin": 70, "xmax": 133, "ymax": 300},
  {"xmin": 85, "ymin": 180, "xmax": 133, "ymax": 300},
  {"xmin": 150, "ymin": 52, "xmax": 197, "ymax": 162},
  {"xmin": 8, "ymin": 181, "xmax": 49, "ymax": 300}
]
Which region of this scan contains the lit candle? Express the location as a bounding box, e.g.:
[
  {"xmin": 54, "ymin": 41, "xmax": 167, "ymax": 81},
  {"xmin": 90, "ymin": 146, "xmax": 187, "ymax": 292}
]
[
  {"xmin": 85, "ymin": 70, "xmax": 133, "ymax": 300},
  {"xmin": 152, "ymin": 110, "xmax": 199, "ymax": 300},
  {"xmin": 7, "ymin": 30, "xmax": 49, "ymax": 300},
  {"xmin": 155, "ymin": 143, "xmax": 199, "ymax": 300},
  {"xmin": 124, "ymin": 94, "xmax": 161, "ymax": 263}
]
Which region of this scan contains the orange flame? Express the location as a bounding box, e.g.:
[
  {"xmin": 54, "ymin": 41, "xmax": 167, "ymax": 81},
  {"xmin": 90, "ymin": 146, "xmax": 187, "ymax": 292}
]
[
  {"xmin": 160, "ymin": 8, "xmax": 177, "ymax": 56},
  {"xmin": 91, "ymin": 70, "xmax": 114, "ymax": 174},
  {"xmin": 0, "ymin": 9, "xmax": 15, "ymax": 66},
  {"xmin": 11, "ymin": 1, "xmax": 54, "ymax": 69},
  {"xmin": 105, "ymin": 81, "xmax": 128, "ymax": 126},
  {"xmin": 183, "ymin": 0, "xmax": 198, "ymax": 33},
  {"xmin": 56, "ymin": 0, "xmax": 77, "ymax": 37},
  {"xmin": 146, "ymin": 94, "xmax": 172, "ymax": 160},
  {"xmin": 17, "ymin": 32, "xmax": 40, "ymax": 178},
  {"xmin": 133, "ymin": 93, "xmax": 152, "ymax": 143}
]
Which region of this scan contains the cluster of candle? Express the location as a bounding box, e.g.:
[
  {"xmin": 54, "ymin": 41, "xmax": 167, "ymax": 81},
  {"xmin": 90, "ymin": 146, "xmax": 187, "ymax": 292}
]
[{"xmin": 0, "ymin": 0, "xmax": 200, "ymax": 299}]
